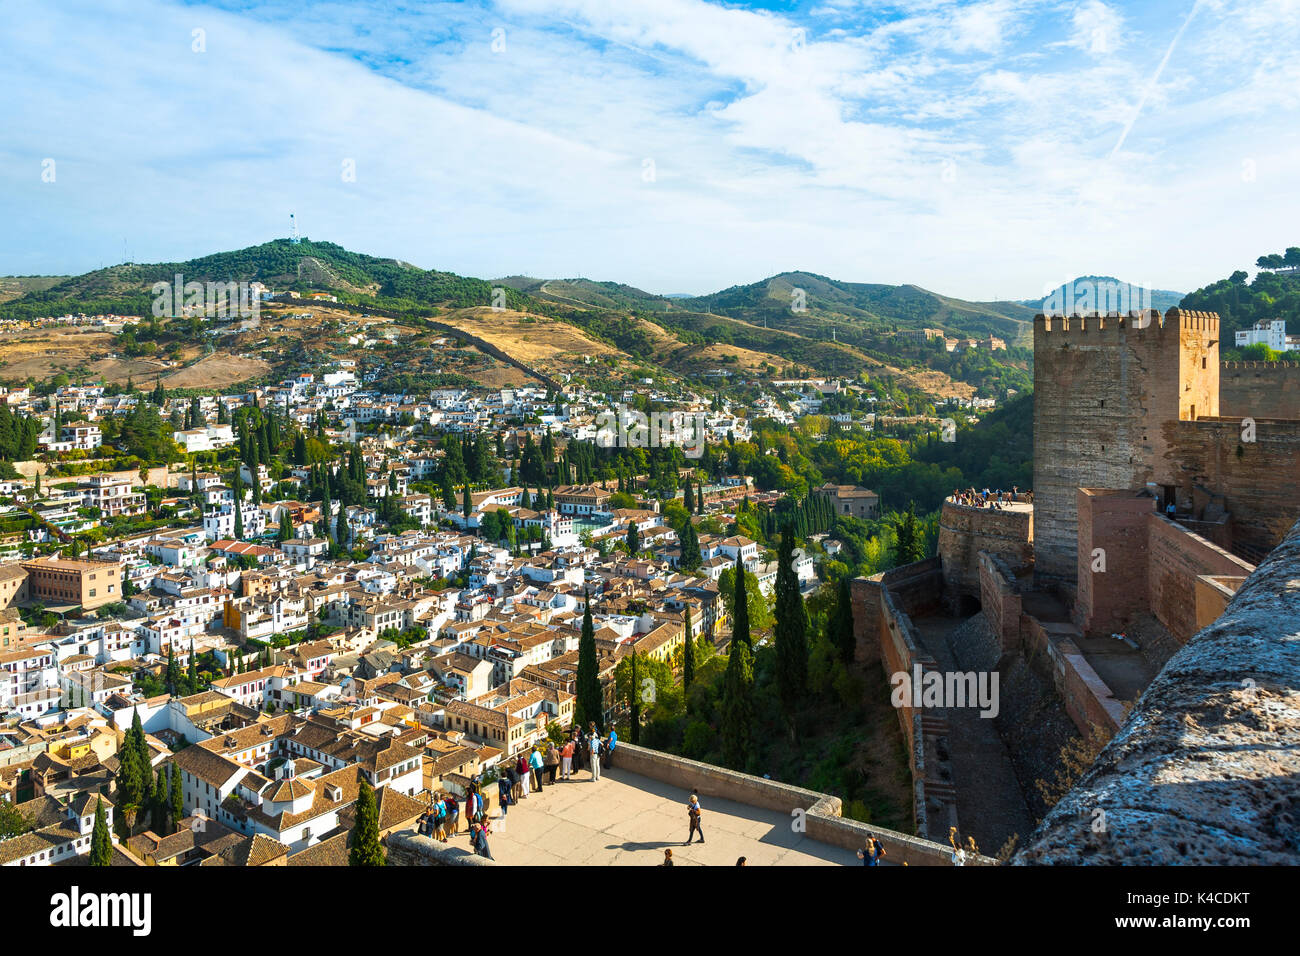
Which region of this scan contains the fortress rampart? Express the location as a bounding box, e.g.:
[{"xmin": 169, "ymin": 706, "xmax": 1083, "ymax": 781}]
[
  {"xmin": 1017, "ymin": 516, "xmax": 1300, "ymax": 865},
  {"xmin": 937, "ymin": 497, "xmax": 1033, "ymax": 603},
  {"xmin": 1033, "ymin": 307, "xmax": 1223, "ymax": 581},
  {"xmin": 1220, "ymin": 360, "xmax": 1300, "ymax": 419}
]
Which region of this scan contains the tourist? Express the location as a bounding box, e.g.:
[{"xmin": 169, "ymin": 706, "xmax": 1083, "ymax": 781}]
[
  {"xmin": 856, "ymin": 834, "xmax": 886, "ymax": 866},
  {"xmin": 432, "ymin": 794, "xmax": 447, "ymax": 842},
  {"xmin": 588, "ymin": 728, "xmax": 602, "ymax": 781},
  {"xmin": 736, "ymin": 857, "xmax": 747, "ymax": 866},
  {"xmin": 470, "ymin": 822, "xmax": 494, "ymax": 860},
  {"xmin": 516, "ymin": 752, "xmax": 530, "ymax": 799},
  {"xmin": 529, "ymin": 745, "xmax": 545, "ymax": 793},
  {"xmin": 606, "ymin": 727, "xmax": 618, "ymax": 769},
  {"xmin": 561, "ymin": 736, "xmax": 575, "ymax": 780},
  {"xmin": 685, "ymin": 793, "xmax": 704, "ymax": 844},
  {"xmin": 661, "ymin": 848, "xmax": 673, "ymax": 867},
  {"xmin": 544, "ymin": 741, "xmax": 560, "ymax": 784},
  {"xmin": 417, "ymin": 810, "xmax": 432, "ymax": 837},
  {"xmin": 446, "ymin": 793, "xmax": 459, "ymax": 837},
  {"xmin": 497, "ymin": 772, "xmax": 512, "ymax": 817}
]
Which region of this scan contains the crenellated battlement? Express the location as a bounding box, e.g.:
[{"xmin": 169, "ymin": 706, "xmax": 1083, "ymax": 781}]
[
  {"xmin": 1222, "ymin": 360, "xmax": 1300, "ymax": 370},
  {"xmin": 1167, "ymin": 307, "xmax": 1219, "ymax": 332},
  {"xmin": 1034, "ymin": 307, "xmax": 1219, "ymax": 338},
  {"xmin": 1034, "ymin": 309, "xmax": 1165, "ymax": 334}
]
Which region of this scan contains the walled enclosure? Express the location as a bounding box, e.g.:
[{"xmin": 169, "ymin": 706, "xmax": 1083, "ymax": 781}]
[{"xmin": 1219, "ymin": 361, "xmax": 1300, "ymax": 420}]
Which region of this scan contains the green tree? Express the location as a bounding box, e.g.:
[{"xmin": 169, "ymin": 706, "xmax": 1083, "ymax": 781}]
[
  {"xmin": 729, "ymin": 554, "xmax": 752, "ymax": 651},
  {"xmin": 830, "ymin": 575, "xmax": 856, "ymax": 663},
  {"xmin": 773, "ymin": 526, "xmax": 808, "ymax": 733},
  {"xmin": 626, "ymin": 522, "xmax": 640, "ymax": 556},
  {"xmin": 574, "ymin": 592, "xmax": 603, "ymax": 731},
  {"xmin": 348, "ymin": 779, "xmax": 386, "ymax": 866},
  {"xmin": 462, "ymin": 484, "xmax": 472, "ymax": 519},
  {"xmin": 170, "ymin": 763, "xmax": 184, "ymax": 832},
  {"xmin": 682, "ymin": 605, "xmax": 697, "ymax": 692},
  {"xmin": 720, "ymin": 640, "xmax": 755, "ymax": 769},
  {"xmin": 89, "ymin": 797, "xmax": 112, "ymax": 866}
]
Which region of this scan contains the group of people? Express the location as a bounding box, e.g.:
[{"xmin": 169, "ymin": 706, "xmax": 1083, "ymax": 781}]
[
  {"xmin": 423, "ymin": 724, "xmax": 618, "ymax": 860},
  {"xmin": 951, "ymin": 486, "xmax": 1027, "ymax": 510}
]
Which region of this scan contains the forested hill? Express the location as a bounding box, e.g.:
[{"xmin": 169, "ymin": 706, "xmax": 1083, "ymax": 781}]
[{"xmin": 1179, "ymin": 247, "xmax": 1300, "ymax": 356}]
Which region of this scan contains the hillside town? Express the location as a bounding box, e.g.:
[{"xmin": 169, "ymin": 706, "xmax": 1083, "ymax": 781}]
[{"xmin": 0, "ymin": 365, "xmax": 859, "ymax": 867}]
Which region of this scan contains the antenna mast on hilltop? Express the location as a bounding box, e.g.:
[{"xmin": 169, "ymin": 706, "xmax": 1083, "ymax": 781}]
[{"xmin": 289, "ymin": 213, "xmax": 301, "ymax": 245}]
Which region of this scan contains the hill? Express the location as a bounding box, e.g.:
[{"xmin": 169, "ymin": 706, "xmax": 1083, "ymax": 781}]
[
  {"xmin": 1179, "ymin": 249, "xmax": 1300, "ymax": 353},
  {"xmin": 0, "ymin": 242, "xmax": 1033, "ymax": 401},
  {"xmin": 1021, "ymin": 276, "xmax": 1184, "ymax": 315}
]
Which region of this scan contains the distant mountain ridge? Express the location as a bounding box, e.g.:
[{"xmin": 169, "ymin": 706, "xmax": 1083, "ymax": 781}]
[{"xmin": 1020, "ymin": 275, "xmax": 1185, "ymax": 315}]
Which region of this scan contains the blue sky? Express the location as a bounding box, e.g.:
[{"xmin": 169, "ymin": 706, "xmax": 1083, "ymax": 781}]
[{"xmin": 2, "ymin": 0, "xmax": 1298, "ymax": 298}]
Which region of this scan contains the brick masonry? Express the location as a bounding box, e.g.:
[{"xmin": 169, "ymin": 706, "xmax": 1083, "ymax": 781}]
[
  {"xmin": 1146, "ymin": 513, "xmax": 1256, "ymax": 645},
  {"xmin": 1220, "ymin": 361, "xmax": 1300, "ymax": 420}
]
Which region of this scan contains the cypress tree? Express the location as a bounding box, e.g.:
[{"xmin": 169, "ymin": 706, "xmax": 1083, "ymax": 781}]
[
  {"xmin": 682, "ymin": 605, "xmax": 697, "ymax": 691},
  {"xmin": 279, "ymin": 510, "xmax": 294, "ymax": 542},
  {"xmin": 629, "ymin": 651, "xmax": 641, "ymax": 745},
  {"xmin": 152, "ymin": 768, "xmax": 168, "ymax": 833},
  {"xmin": 575, "ymin": 591, "xmax": 602, "ymax": 731},
  {"xmin": 720, "ymin": 638, "xmax": 755, "ymax": 769},
  {"xmin": 626, "ymin": 522, "xmax": 640, "ymax": 556},
  {"xmin": 349, "ymin": 779, "xmax": 386, "ymax": 866},
  {"xmin": 89, "ymin": 797, "xmax": 112, "ymax": 866},
  {"xmin": 186, "ymin": 640, "xmax": 197, "ymax": 689},
  {"xmin": 731, "ymin": 553, "xmax": 751, "ymax": 652},
  {"xmin": 170, "ymin": 763, "xmax": 184, "ymax": 831},
  {"xmin": 232, "ymin": 468, "xmax": 244, "ymax": 540},
  {"xmin": 335, "ymin": 507, "xmax": 348, "ymax": 555},
  {"xmin": 462, "ymin": 484, "xmax": 471, "ymax": 519},
  {"xmin": 831, "ymin": 575, "xmax": 856, "ymax": 664},
  {"xmin": 773, "ymin": 526, "xmax": 808, "ymax": 733},
  {"xmin": 293, "ymin": 431, "xmax": 307, "ymax": 465}
]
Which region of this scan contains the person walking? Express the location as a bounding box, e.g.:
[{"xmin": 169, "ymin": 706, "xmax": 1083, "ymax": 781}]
[
  {"xmin": 561, "ymin": 736, "xmax": 575, "ymax": 780},
  {"xmin": 588, "ymin": 728, "xmax": 602, "ymax": 781},
  {"xmin": 544, "ymin": 742, "xmax": 560, "ymax": 784},
  {"xmin": 685, "ymin": 793, "xmax": 704, "ymax": 844},
  {"xmin": 606, "ymin": 727, "xmax": 618, "ymax": 769},
  {"xmin": 529, "ymin": 746, "xmax": 545, "ymax": 793}
]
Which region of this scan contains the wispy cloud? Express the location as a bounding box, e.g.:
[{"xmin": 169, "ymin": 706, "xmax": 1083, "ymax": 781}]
[{"xmin": 1, "ymin": 0, "xmax": 1298, "ymax": 298}]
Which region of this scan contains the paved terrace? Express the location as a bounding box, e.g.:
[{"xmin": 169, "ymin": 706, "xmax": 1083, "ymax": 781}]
[{"xmin": 488, "ymin": 765, "xmax": 858, "ymax": 866}]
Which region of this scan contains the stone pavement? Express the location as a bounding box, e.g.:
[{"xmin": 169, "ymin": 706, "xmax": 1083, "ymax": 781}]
[{"xmin": 484, "ymin": 764, "xmax": 862, "ymax": 866}]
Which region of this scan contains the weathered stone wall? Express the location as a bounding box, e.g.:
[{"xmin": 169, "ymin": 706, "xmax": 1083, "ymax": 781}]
[
  {"xmin": 1032, "ymin": 309, "xmax": 1220, "ymax": 581},
  {"xmin": 1074, "ymin": 489, "xmax": 1156, "ymax": 635},
  {"xmin": 978, "ymin": 552, "xmax": 1022, "ymax": 656},
  {"xmin": 1220, "ymin": 361, "xmax": 1300, "ymax": 420},
  {"xmin": 1146, "ymin": 514, "xmax": 1256, "ymax": 645},
  {"xmin": 387, "ymin": 830, "xmax": 496, "ymax": 866},
  {"xmin": 1159, "ymin": 416, "xmax": 1300, "ymax": 563},
  {"xmin": 938, "ymin": 500, "xmax": 1033, "ymax": 601},
  {"xmin": 610, "ymin": 744, "xmax": 983, "ymax": 866},
  {"xmin": 1020, "ymin": 616, "xmax": 1126, "ymax": 735},
  {"xmin": 1017, "ymin": 517, "xmax": 1300, "ymax": 865}
]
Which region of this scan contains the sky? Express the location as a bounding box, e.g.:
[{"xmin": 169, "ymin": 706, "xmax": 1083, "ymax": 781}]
[{"xmin": 2, "ymin": 0, "xmax": 1299, "ymax": 299}]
